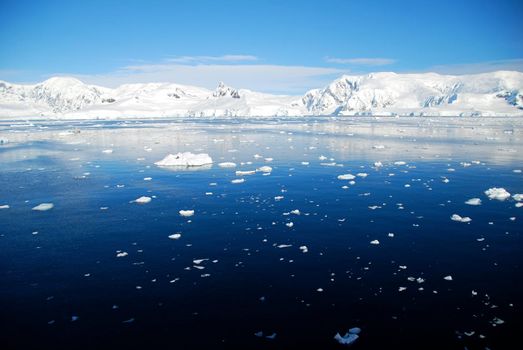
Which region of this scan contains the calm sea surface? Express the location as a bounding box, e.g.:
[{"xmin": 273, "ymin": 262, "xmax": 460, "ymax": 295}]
[{"xmin": 1, "ymin": 117, "xmax": 522, "ymax": 349}]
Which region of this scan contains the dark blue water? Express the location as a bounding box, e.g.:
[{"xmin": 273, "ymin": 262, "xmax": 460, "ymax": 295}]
[{"xmin": 0, "ymin": 118, "xmax": 522, "ymax": 349}]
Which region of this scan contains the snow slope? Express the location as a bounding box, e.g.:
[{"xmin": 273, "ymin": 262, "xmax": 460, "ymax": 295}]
[{"xmin": 1, "ymin": 71, "xmax": 522, "ymax": 119}]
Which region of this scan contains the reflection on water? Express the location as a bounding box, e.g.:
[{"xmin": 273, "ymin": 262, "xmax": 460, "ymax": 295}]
[{"xmin": 0, "ymin": 117, "xmax": 522, "ymax": 349}]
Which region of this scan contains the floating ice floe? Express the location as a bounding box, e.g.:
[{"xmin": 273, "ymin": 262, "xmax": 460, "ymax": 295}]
[
  {"xmin": 484, "ymin": 187, "xmax": 511, "ymax": 201},
  {"xmin": 0, "ymin": 204, "xmax": 9, "ymax": 209},
  {"xmin": 277, "ymin": 244, "xmax": 292, "ymax": 248},
  {"xmin": 274, "ymin": 196, "xmax": 284, "ymax": 201},
  {"xmin": 370, "ymin": 240, "xmax": 380, "ymax": 245},
  {"xmin": 32, "ymin": 203, "xmax": 54, "ymax": 211},
  {"xmin": 143, "ymin": 177, "xmax": 152, "ymax": 181},
  {"xmin": 444, "ymin": 275, "xmax": 453, "ymax": 281},
  {"xmin": 231, "ymin": 178, "xmax": 245, "ymax": 184},
  {"xmin": 301, "ymin": 161, "xmax": 310, "ymax": 165},
  {"xmin": 334, "ymin": 327, "xmax": 361, "ymax": 345},
  {"xmin": 256, "ymin": 166, "xmax": 272, "ymax": 173},
  {"xmin": 116, "ymin": 252, "xmax": 128, "ymax": 258},
  {"xmin": 512, "ymin": 194, "xmax": 523, "ymax": 201},
  {"xmin": 338, "ymin": 174, "xmax": 356, "ymax": 180},
  {"xmin": 394, "ymin": 161, "xmax": 407, "ymax": 165},
  {"xmin": 155, "ymin": 152, "xmax": 213, "ymax": 167},
  {"xmin": 465, "ymin": 198, "xmax": 482, "ymax": 206},
  {"xmin": 290, "ymin": 209, "xmax": 301, "ymax": 215},
  {"xmin": 236, "ymin": 170, "xmax": 256, "ymax": 176},
  {"xmin": 102, "ymin": 149, "xmax": 113, "ymax": 154},
  {"xmin": 374, "ymin": 161, "xmax": 383, "ymax": 167},
  {"xmin": 299, "ymin": 245, "xmax": 308, "ymax": 253},
  {"xmin": 133, "ymin": 196, "xmax": 151, "ymax": 204},
  {"xmin": 218, "ymin": 162, "xmax": 237, "ymax": 168},
  {"xmin": 286, "ymin": 222, "xmax": 294, "ymax": 228},
  {"xmin": 451, "ymin": 214, "xmax": 472, "ymax": 223},
  {"xmin": 179, "ymin": 210, "xmax": 194, "ymax": 217},
  {"xmin": 357, "ymin": 173, "xmax": 368, "ymax": 178},
  {"xmin": 168, "ymin": 233, "xmax": 181, "ymax": 240}
]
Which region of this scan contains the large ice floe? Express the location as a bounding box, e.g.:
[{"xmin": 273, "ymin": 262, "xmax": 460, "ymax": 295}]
[
  {"xmin": 155, "ymin": 152, "xmax": 213, "ymax": 167},
  {"xmin": 484, "ymin": 187, "xmax": 511, "ymax": 201}
]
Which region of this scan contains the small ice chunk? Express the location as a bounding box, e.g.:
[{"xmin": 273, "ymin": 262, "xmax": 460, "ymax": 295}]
[
  {"xmin": 465, "ymin": 198, "xmax": 482, "ymax": 206},
  {"xmin": 155, "ymin": 152, "xmax": 212, "ymax": 167},
  {"xmin": 512, "ymin": 193, "xmax": 523, "ymax": 201},
  {"xmin": 116, "ymin": 252, "xmax": 128, "ymax": 258},
  {"xmin": 370, "ymin": 240, "xmax": 380, "ymax": 245},
  {"xmin": 193, "ymin": 259, "xmax": 208, "ymax": 264},
  {"xmin": 484, "ymin": 187, "xmax": 511, "ymax": 201},
  {"xmin": 143, "ymin": 177, "xmax": 152, "ymax": 181},
  {"xmin": 274, "ymin": 196, "xmax": 284, "ymax": 201},
  {"xmin": 348, "ymin": 327, "xmax": 361, "ymax": 335},
  {"xmin": 451, "ymin": 214, "xmax": 471, "ymax": 223},
  {"xmin": 256, "ymin": 166, "xmax": 272, "ymax": 173},
  {"xmin": 0, "ymin": 204, "xmax": 9, "ymax": 209},
  {"xmin": 236, "ymin": 170, "xmax": 256, "ymax": 176},
  {"xmin": 338, "ymin": 174, "xmax": 356, "ymax": 180},
  {"xmin": 277, "ymin": 244, "xmax": 292, "ymax": 248},
  {"xmin": 102, "ymin": 149, "xmax": 113, "ymax": 154},
  {"xmin": 134, "ymin": 196, "xmax": 151, "ymax": 204},
  {"xmin": 319, "ymin": 155, "xmax": 327, "ymax": 160},
  {"xmin": 179, "ymin": 210, "xmax": 194, "ymax": 217},
  {"xmin": 254, "ymin": 331, "xmax": 264, "ymax": 337},
  {"xmin": 266, "ymin": 333, "xmax": 277, "ymax": 340},
  {"xmin": 394, "ymin": 161, "xmax": 406, "ymax": 165},
  {"xmin": 218, "ymin": 162, "xmax": 237, "ymax": 168},
  {"xmin": 374, "ymin": 161, "xmax": 383, "ymax": 167},
  {"xmin": 290, "ymin": 209, "xmax": 301, "ymax": 215},
  {"xmin": 398, "ymin": 287, "xmax": 407, "ymax": 292},
  {"xmin": 444, "ymin": 275, "xmax": 453, "ymax": 281},
  {"xmin": 32, "ymin": 203, "xmax": 54, "ymax": 211},
  {"xmin": 334, "ymin": 332, "xmax": 359, "ymax": 345},
  {"xmin": 301, "ymin": 161, "xmax": 310, "ymax": 165},
  {"xmin": 168, "ymin": 233, "xmax": 181, "ymax": 240},
  {"xmin": 356, "ymin": 173, "xmax": 368, "ymax": 178},
  {"xmin": 299, "ymin": 245, "xmax": 308, "ymax": 253},
  {"xmin": 286, "ymin": 222, "xmax": 294, "ymax": 228},
  {"xmin": 231, "ymin": 178, "xmax": 245, "ymax": 184}
]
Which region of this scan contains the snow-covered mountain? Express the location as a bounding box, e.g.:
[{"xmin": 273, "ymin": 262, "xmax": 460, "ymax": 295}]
[{"xmin": 1, "ymin": 71, "xmax": 522, "ymax": 119}]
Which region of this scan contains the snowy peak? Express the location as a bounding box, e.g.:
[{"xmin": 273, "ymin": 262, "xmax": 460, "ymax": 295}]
[
  {"xmin": 303, "ymin": 71, "xmax": 523, "ymax": 116},
  {"xmin": 0, "ymin": 71, "xmax": 522, "ymax": 118},
  {"xmin": 212, "ymin": 82, "xmax": 241, "ymax": 99}
]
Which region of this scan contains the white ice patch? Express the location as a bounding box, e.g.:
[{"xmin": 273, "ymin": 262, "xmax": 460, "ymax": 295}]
[
  {"xmin": 337, "ymin": 174, "xmax": 356, "ymax": 180},
  {"xmin": 0, "ymin": 205, "xmax": 9, "ymax": 209},
  {"xmin": 299, "ymin": 245, "xmax": 308, "ymax": 253},
  {"xmin": 218, "ymin": 162, "xmax": 237, "ymax": 168},
  {"xmin": 512, "ymin": 194, "xmax": 523, "ymax": 201},
  {"xmin": 168, "ymin": 233, "xmax": 182, "ymax": 240},
  {"xmin": 484, "ymin": 187, "xmax": 511, "ymax": 201},
  {"xmin": 155, "ymin": 152, "xmax": 212, "ymax": 167},
  {"xmin": 236, "ymin": 170, "xmax": 255, "ymax": 176},
  {"xmin": 231, "ymin": 178, "xmax": 245, "ymax": 184},
  {"xmin": 134, "ymin": 196, "xmax": 151, "ymax": 204},
  {"xmin": 465, "ymin": 198, "xmax": 482, "ymax": 206},
  {"xmin": 370, "ymin": 240, "xmax": 380, "ymax": 245},
  {"xmin": 451, "ymin": 214, "xmax": 472, "ymax": 223},
  {"xmin": 179, "ymin": 210, "xmax": 194, "ymax": 217},
  {"xmin": 116, "ymin": 252, "xmax": 128, "ymax": 258},
  {"xmin": 32, "ymin": 203, "xmax": 54, "ymax": 211},
  {"xmin": 256, "ymin": 166, "xmax": 272, "ymax": 173},
  {"xmin": 444, "ymin": 275, "xmax": 453, "ymax": 281},
  {"xmin": 102, "ymin": 149, "xmax": 113, "ymax": 154}
]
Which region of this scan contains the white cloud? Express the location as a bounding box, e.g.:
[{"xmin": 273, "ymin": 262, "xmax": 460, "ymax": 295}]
[
  {"xmin": 70, "ymin": 63, "xmax": 347, "ymax": 94},
  {"xmin": 325, "ymin": 57, "xmax": 396, "ymax": 66},
  {"xmin": 165, "ymin": 55, "xmax": 259, "ymax": 63},
  {"xmin": 424, "ymin": 58, "xmax": 523, "ymax": 75}
]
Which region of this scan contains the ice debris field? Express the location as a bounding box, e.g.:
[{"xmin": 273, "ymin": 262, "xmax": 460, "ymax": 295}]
[{"xmin": 0, "ymin": 116, "xmax": 522, "ymax": 349}]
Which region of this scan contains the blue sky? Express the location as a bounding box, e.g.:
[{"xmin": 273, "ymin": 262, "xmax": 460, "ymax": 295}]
[{"xmin": 1, "ymin": 0, "xmax": 522, "ymax": 93}]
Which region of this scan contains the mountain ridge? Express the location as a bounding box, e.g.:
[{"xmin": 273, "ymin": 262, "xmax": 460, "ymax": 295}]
[{"xmin": 1, "ymin": 71, "xmax": 522, "ymax": 118}]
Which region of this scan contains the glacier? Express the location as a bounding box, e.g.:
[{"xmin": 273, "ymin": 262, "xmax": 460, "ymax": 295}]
[{"xmin": 0, "ymin": 71, "xmax": 522, "ymax": 119}]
